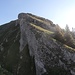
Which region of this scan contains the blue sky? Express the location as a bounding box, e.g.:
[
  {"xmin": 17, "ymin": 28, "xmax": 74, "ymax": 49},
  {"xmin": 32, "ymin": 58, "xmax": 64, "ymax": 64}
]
[{"xmin": 0, "ymin": 0, "xmax": 75, "ymax": 29}]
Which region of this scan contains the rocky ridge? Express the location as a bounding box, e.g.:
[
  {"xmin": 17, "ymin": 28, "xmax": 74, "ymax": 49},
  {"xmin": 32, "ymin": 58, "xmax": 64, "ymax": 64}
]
[{"xmin": 0, "ymin": 13, "xmax": 75, "ymax": 75}]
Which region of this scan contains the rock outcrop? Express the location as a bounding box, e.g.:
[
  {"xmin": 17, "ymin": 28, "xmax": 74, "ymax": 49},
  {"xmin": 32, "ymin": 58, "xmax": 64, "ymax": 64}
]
[
  {"xmin": 0, "ymin": 13, "xmax": 75, "ymax": 75},
  {"xmin": 18, "ymin": 13, "xmax": 75, "ymax": 75}
]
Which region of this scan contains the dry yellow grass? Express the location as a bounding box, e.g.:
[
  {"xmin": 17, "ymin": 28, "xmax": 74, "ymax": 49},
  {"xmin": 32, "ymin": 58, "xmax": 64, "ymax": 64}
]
[
  {"xmin": 29, "ymin": 15, "xmax": 49, "ymax": 25},
  {"xmin": 64, "ymin": 44, "xmax": 75, "ymax": 51},
  {"xmin": 30, "ymin": 23, "xmax": 54, "ymax": 34}
]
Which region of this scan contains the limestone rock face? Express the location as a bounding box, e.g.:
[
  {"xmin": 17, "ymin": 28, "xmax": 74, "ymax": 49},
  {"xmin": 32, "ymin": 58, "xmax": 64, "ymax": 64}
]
[
  {"xmin": 0, "ymin": 13, "xmax": 75, "ymax": 75},
  {"xmin": 18, "ymin": 13, "xmax": 75, "ymax": 75}
]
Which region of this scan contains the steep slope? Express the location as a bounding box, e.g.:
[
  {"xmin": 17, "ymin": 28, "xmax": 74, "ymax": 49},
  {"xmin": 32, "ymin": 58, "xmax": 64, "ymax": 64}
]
[
  {"xmin": 0, "ymin": 13, "xmax": 75, "ymax": 75},
  {"xmin": 0, "ymin": 20, "xmax": 34, "ymax": 75},
  {"xmin": 0, "ymin": 21, "xmax": 20, "ymax": 74}
]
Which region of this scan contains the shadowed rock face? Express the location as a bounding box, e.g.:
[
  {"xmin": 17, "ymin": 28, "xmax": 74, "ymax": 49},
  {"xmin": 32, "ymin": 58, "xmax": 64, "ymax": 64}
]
[{"xmin": 0, "ymin": 13, "xmax": 75, "ymax": 75}]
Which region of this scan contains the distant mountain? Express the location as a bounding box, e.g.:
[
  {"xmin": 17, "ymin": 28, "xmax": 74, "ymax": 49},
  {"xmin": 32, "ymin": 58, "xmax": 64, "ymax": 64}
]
[{"xmin": 0, "ymin": 13, "xmax": 75, "ymax": 75}]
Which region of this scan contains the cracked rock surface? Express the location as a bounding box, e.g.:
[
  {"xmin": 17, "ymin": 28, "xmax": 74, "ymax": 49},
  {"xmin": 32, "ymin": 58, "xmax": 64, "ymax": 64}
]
[{"xmin": 0, "ymin": 13, "xmax": 75, "ymax": 75}]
